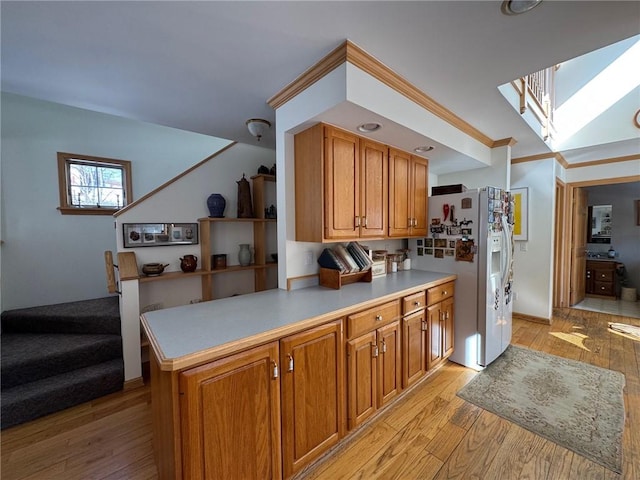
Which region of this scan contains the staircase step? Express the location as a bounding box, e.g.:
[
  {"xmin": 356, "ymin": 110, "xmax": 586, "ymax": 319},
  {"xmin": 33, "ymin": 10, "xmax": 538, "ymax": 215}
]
[
  {"xmin": 1, "ymin": 358, "xmax": 124, "ymax": 430},
  {"xmin": 1, "ymin": 296, "xmax": 120, "ymax": 335},
  {"xmin": 1, "ymin": 333, "xmax": 122, "ymax": 389}
]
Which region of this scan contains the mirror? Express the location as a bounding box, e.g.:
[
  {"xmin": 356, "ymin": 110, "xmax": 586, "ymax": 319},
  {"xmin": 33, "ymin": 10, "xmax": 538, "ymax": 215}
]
[{"xmin": 587, "ymin": 205, "xmax": 612, "ymax": 244}]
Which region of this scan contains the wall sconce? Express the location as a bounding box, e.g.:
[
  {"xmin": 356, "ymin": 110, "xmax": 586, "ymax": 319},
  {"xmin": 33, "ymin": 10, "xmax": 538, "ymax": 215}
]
[{"xmin": 246, "ymin": 118, "xmax": 272, "ymax": 141}]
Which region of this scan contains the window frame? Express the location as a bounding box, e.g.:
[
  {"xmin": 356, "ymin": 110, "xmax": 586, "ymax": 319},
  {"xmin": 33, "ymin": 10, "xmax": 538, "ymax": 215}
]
[{"xmin": 57, "ymin": 152, "xmax": 133, "ymax": 215}]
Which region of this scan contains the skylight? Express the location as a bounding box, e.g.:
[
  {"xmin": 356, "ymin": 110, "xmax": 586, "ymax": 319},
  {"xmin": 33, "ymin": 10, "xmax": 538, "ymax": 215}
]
[{"xmin": 552, "ymin": 39, "xmax": 640, "ymax": 147}]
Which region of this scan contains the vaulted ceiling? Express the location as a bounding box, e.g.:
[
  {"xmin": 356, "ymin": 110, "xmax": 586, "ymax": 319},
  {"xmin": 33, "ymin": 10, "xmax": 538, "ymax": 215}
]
[{"xmin": 2, "ymin": 1, "xmax": 638, "ymax": 174}]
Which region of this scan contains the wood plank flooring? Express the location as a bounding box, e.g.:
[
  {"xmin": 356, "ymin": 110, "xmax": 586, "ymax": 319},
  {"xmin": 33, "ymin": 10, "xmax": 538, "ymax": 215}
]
[{"xmin": 2, "ymin": 308, "xmax": 639, "ymax": 479}]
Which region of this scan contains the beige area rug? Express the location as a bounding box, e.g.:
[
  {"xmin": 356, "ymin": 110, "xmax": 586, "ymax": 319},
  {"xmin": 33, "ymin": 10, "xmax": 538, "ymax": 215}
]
[{"xmin": 456, "ymin": 345, "xmax": 625, "ymax": 473}]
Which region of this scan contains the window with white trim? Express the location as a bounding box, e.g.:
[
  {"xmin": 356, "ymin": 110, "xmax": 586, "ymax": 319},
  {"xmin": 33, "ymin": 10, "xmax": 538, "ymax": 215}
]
[{"xmin": 57, "ymin": 152, "xmax": 133, "ymax": 215}]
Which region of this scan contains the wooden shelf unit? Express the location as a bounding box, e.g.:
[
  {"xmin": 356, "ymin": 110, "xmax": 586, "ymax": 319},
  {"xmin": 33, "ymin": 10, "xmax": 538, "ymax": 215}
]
[{"xmin": 199, "ymin": 174, "xmax": 277, "ymax": 301}]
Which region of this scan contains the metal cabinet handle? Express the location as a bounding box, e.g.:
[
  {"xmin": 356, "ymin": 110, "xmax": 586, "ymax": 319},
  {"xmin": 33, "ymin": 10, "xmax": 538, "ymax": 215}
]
[
  {"xmin": 421, "ymin": 321, "xmax": 427, "ymax": 331},
  {"xmin": 355, "ymin": 216, "xmax": 361, "ymax": 227},
  {"xmin": 381, "ymin": 339, "xmax": 387, "ymax": 354},
  {"xmin": 414, "ymin": 301, "xmax": 421, "ymax": 307},
  {"xmin": 272, "ymin": 361, "xmax": 279, "ymax": 379},
  {"xmin": 375, "ymin": 314, "xmax": 383, "ymax": 321},
  {"xmin": 372, "ymin": 344, "xmax": 379, "ymax": 357},
  {"xmin": 286, "ymin": 354, "xmax": 294, "ymax": 372}
]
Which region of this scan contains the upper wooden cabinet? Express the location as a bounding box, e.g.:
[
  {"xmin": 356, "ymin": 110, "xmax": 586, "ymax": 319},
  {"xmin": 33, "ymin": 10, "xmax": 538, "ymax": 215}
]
[
  {"xmin": 295, "ymin": 124, "xmax": 387, "ymax": 241},
  {"xmin": 388, "ymin": 148, "xmax": 428, "ymax": 237}
]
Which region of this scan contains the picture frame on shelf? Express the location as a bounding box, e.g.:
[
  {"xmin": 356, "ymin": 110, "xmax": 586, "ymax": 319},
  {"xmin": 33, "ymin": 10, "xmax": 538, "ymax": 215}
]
[{"xmin": 123, "ymin": 223, "xmax": 198, "ymax": 248}]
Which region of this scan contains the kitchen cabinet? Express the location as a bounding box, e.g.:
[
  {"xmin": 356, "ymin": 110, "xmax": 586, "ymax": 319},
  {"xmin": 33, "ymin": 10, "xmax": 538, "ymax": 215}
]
[
  {"xmin": 426, "ymin": 282, "xmax": 455, "ymax": 370},
  {"xmin": 388, "ymin": 148, "xmax": 428, "ymax": 237},
  {"xmin": 585, "ymin": 260, "xmax": 616, "ymax": 297},
  {"xmin": 346, "ymin": 300, "xmax": 401, "ymax": 429},
  {"xmin": 143, "ymin": 272, "xmax": 456, "ymax": 480},
  {"xmin": 280, "ymin": 320, "xmax": 345, "ymax": 478},
  {"xmin": 402, "ymin": 303, "xmax": 427, "ymax": 388},
  {"xmin": 199, "ymin": 174, "xmax": 277, "ymax": 300},
  {"xmin": 294, "ymin": 123, "xmax": 393, "ymax": 242},
  {"xmin": 178, "ymin": 342, "xmax": 282, "ymax": 480}
]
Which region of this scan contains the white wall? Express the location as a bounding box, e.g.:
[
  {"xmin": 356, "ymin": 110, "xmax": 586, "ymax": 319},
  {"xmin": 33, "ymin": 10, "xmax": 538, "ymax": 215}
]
[
  {"xmin": 0, "ymin": 93, "xmax": 232, "ymax": 311},
  {"xmin": 116, "ymin": 143, "xmax": 276, "ymax": 306},
  {"xmin": 511, "ymin": 159, "xmax": 556, "ymax": 320},
  {"xmin": 115, "ymin": 143, "xmax": 275, "ymax": 380},
  {"xmin": 436, "ymin": 144, "xmax": 511, "ymax": 190}
]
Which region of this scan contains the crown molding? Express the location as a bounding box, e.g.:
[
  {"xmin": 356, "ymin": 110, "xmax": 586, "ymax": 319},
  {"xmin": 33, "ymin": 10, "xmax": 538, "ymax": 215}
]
[
  {"xmin": 492, "ymin": 137, "xmax": 517, "ymax": 148},
  {"xmin": 268, "ymin": 40, "xmax": 494, "ymax": 147}
]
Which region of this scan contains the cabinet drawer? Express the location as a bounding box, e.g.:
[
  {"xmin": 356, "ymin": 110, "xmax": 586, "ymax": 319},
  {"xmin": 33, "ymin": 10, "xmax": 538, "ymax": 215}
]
[
  {"xmin": 594, "ymin": 281, "xmax": 614, "ymax": 296},
  {"xmin": 594, "ymin": 270, "xmax": 614, "ymax": 282},
  {"xmin": 403, "ymin": 291, "xmax": 426, "ymax": 315},
  {"xmin": 427, "ymin": 282, "xmax": 455, "ymax": 306},
  {"xmin": 347, "ymin": 300, "xmax": 400, "ymax": 339}
]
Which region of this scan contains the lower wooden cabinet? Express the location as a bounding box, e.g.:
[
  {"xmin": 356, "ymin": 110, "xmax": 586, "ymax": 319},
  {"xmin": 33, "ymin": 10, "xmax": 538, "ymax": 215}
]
[
  {"xmin": 280, "ymin": 320, "xmax": 345, "ymax": 479},
  {"xmin": 586, "ymin": 260, "xmax": 616, "ymax": 297},
  {"xmin": 402, "ymin": 309, "xmax": 426, "ymax": 388},
  {"xmin": 427, "ymin": 296, "xmax": 454, "ymax": 369},
  {"xmin": 150, "ymin": 280, "xmax": 455, "ymax": 480},
  {"xmin": 179, "ymin": 342, "xmax": 282, "ymax": 480},
  {"xmin": 347, "ymin": 320, "xmax": 401, "ymax": 430}
]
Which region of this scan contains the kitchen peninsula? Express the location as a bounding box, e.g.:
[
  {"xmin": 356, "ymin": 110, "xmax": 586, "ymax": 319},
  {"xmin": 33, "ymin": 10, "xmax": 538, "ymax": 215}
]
[{"xmin": 142, "ymin": 270, "xmax": 456, "ymax": 480}]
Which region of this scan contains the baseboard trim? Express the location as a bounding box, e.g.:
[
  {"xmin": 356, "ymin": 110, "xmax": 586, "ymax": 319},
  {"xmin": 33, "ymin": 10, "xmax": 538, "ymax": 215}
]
[
  {"xmin": 513, "ymin": 312, "xmax": 551, "ymax": 325},
  {"xmin": 123, "ymin": 377, "xmax": 145, "ymax": 391}
]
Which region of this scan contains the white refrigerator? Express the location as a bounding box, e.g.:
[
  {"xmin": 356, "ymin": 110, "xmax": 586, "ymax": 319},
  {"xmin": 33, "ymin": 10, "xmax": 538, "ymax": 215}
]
[{"xmin": 410, "ymin": 187, "xmax": 514, "ymax": 370}]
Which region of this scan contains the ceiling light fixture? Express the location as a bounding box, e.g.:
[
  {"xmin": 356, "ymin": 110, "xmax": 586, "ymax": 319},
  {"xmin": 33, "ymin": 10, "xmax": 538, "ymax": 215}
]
[
  {"xmin": 501, "ymin": 0, "xmax": 543, "ymax": 15},
  {"xmin": 414, "ymin": 146, "xmax": 434, "ymax": 154},
  {"xmin": 246, "ymin": 118, "xmax": 271, "ymax": 141},
  {"xmin": 357, "ymin": 122, "xmax": 382, "ymax": 133}
]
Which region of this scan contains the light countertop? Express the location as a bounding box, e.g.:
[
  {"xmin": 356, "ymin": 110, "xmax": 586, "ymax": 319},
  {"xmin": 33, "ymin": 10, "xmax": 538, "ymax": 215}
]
[{"xmin": 141, "ymin": 270, "xmax": 455, "ymax": 371}]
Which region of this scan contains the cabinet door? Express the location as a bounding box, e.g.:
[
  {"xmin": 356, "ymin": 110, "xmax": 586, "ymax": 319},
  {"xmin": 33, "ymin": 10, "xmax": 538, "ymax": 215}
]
[
  {"xmin": 585, "ymin": 267, "xmax": 594, "ymax": 294},
  {"xmin": 427, "ymin": 303, "xmax": 444, "ymax": 370},
  {"xmin": 377, "ymin": 321, "xmax": 402, "ymax": 407},
  {"xmin": 280, "ymin": 320, "xmax": 345, "ymax": 478},
  {"xmin": 388, "ymin": 148, "xmax": 412, "ymax": 237},
  {"xmin": 402, "ymin": 310, "xmax": 426, "ymax": 388},
  {"xmin": 411, "ymin": 156, "xmax": 429, "ymax": 236},
  {"xmin": 324, "ymin": 127, "xmax": 359, "ymax": 239},
  {"xmin": 347, "ymin": 330, "xmax": 377, "ymax": 430},
  {"xmin": 442, "ymin": 296, "xmax": 455, "ymax": 360},
  {"xmin": 359, "ymin": 139, "xmax": 387, "ymax": 238},
  {"xmin": 179, "ymin": 342, "xmax": 281, "ymax": 480}
]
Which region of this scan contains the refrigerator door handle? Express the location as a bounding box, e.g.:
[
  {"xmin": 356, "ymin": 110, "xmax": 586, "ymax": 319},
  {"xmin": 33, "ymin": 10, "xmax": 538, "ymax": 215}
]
[{"xmin": 500, "ymin": 214, "xmax": 513, "ymax": 291}]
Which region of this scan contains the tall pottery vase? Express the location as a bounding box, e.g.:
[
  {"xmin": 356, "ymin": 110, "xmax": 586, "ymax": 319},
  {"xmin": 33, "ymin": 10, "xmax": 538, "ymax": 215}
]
[
  {"xmin": 238, "ymin": 244, "xmax": 251, "ymax": 266},
  {"xmin": 207, "ymin": 194, "xmax": 226, "ymax": 218}
]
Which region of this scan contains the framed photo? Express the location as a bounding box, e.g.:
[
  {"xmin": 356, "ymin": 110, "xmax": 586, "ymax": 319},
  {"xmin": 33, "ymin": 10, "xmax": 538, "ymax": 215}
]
[
  {"xmin": 425, "ymin": 248, "xmax": 433, "ymax": 255},
  {"xmin": 123, "ymin": 223, "xmax": 198, "ymax": 248},
  {"xmin": 434, "ymin": 249, "xmax": 444, "ymax": 259},
  {"xmin": 511, "ymin": 187, "xmax": 529, "ymax": 241},
  {"xmin": 425, "ymin": 238, "xmax": 433, "ymax": 248},
  {"xmin": 434, "ymin": 238, "xmax": 447, "ymax": 248}
]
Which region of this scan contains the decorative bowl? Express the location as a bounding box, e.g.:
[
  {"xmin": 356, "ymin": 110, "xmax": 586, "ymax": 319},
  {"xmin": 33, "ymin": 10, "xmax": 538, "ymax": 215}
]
[{"xmin": 142, "ymin": 263, "xmax": 169, "ymax": 276}]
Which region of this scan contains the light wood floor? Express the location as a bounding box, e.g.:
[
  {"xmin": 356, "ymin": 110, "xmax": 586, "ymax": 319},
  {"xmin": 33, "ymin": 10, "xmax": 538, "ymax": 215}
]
[{"xmin": 2, "ymin": 308, "xmax": 638, "ymax": 480}]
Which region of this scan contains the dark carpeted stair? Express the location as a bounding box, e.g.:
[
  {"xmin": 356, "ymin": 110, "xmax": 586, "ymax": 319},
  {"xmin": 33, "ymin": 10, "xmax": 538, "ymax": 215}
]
[{"xmin": 1, "ymin": 297, "xmax": 124, "ymax": 429}]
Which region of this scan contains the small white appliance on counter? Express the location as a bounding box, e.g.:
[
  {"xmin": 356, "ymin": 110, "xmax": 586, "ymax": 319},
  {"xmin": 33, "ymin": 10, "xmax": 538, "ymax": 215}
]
[{"xmin": 409, "ymin": 186, "xmax": 514, "ymax": 370}]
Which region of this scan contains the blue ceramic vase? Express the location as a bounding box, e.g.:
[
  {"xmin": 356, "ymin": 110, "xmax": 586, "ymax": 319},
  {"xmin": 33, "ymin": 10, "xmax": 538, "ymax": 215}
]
[{"xmin": 207, "ymin": 193, "xmax": 226, "ymax": 218}]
